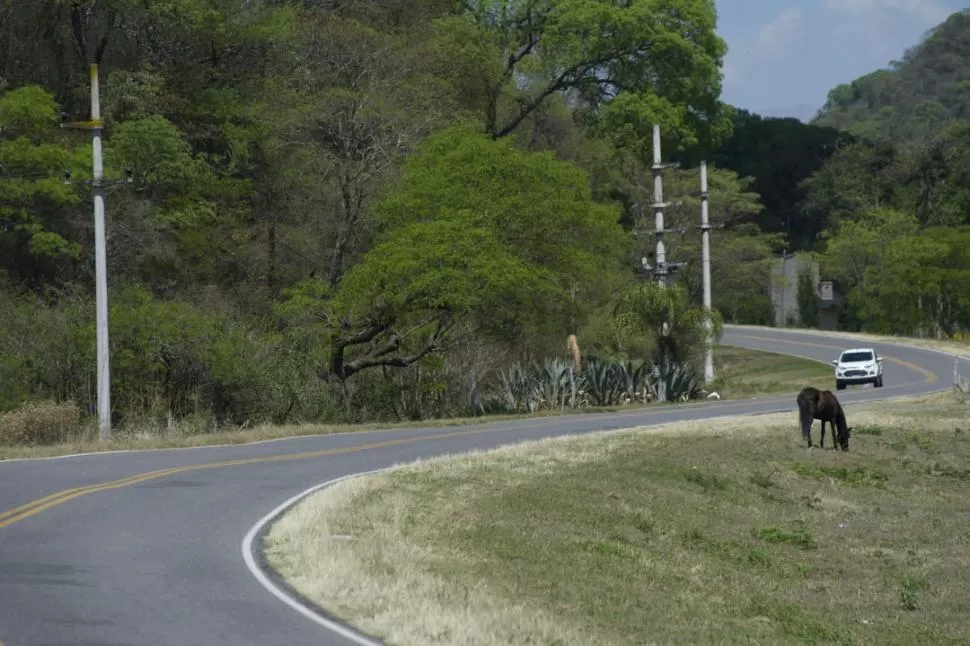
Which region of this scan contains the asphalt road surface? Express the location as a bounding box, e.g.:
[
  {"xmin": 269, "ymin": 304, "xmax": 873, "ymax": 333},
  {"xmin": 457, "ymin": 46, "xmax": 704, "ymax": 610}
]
[{"xmin": 1, "ymin": 326, "xmax": 965, "ymax": 646}]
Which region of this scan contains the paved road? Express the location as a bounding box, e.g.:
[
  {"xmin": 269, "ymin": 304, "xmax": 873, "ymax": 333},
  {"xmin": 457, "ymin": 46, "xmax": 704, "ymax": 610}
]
[{"xmin": 0, "ymin": 326, "xmax": 964, "ymax": 646}]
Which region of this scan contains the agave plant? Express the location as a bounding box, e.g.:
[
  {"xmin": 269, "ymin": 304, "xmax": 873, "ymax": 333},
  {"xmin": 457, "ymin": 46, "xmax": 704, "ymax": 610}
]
[
  {"xmin": 621, "ymin": 359, "xmax": 655, "ymax": 404},
  {"xmin": 535, "ymin": 358, "xmax": 572, "ymax": 410},
  {"xmin": 492, "ymin": 353, "xmax": 677, "ymax": 413},
  {"xmin": 497, "ymin": 364, "xmax": 533, "ymax": 411},
  {"xmin": 580, "ymin": 356, "xmax": 628, "ymax": 407},
  {"xmin": 658, "ymin": 361, "xmax": 703, "ymax": 402}
]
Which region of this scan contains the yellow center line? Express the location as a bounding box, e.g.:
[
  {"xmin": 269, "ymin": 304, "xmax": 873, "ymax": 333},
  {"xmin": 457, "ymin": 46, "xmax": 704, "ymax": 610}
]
[
  {"xmin": 0, "ymin": 399, "xmax": 767, "ymax": 529},
  {"xmin": 729, "ymin": 334, "xmax": 938, "ymax": 383},
  {"xmin": 1, "ymin": 342, "xmax": 941, "ymax": 530}
]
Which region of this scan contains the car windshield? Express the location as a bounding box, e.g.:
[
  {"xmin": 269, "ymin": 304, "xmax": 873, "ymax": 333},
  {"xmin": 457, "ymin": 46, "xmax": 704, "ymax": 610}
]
[{"xmin": 841, "ymin": 351, "xmax": 874, "ymax": 363}]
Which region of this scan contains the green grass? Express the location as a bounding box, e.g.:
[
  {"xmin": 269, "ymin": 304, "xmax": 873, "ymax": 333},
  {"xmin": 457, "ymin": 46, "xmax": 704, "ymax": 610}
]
[
  {"xmin": 267, "ymin": 392, "xmax": 970, "ymax": 646},
  {"xmin": 0, "ymin": 346, "xmax": 826, "ymax": 460},
  {"xmin": 712, "ymin": 344, "xmax": 833, "ymax": 397}
]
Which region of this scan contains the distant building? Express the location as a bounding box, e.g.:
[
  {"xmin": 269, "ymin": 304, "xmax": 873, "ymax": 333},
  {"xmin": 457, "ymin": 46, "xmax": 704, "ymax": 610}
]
[
  {"xmin": 771, "ymin": 252, "xmax": 814, "ymax": 327},
  {"xmin": 817, "ymin": 279, "xmax": 841, "ymax": 331},
  {"xmin": 770, "ymin": 252, "xmax": 841, "ymax": 330}
]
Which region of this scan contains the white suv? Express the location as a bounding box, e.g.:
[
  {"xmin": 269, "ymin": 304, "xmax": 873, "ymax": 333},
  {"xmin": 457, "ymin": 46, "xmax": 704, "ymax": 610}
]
[{"xmin": 832, "ymin": 348, "xmax": 883, "ymax": 390}]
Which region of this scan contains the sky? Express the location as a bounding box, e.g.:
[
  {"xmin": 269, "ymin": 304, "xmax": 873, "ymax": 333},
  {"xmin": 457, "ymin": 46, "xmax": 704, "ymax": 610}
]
[{"xmin": 716, "ymin": 0, "xmax": 966, "ymax": 122}]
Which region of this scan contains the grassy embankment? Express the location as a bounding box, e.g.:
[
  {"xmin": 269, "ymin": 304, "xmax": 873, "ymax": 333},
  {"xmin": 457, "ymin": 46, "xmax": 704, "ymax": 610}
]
[
  {"xmin": 0, "ymin": 345, "xmax": 831, "ymax": 460},
  {"xmin": 266, "ymin": 390, "xmax": 970, "ymax": 646}
]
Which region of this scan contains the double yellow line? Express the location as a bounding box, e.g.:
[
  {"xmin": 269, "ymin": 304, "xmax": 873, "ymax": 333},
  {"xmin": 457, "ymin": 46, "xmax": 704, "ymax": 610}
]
[
  {"xmin": 0, "ymin": 398, "xmax": 755, "ymax": 530},
  {"xmin": 0, "ymin": 338, "xmax": 939, "ymax": 530},
  {"xmin": 729, "ymin": 334, "xmax": 939, "ymax": 383},
  {"xmin": 0, "ymin": 426, "xmax": 523, "ymax": 529}
]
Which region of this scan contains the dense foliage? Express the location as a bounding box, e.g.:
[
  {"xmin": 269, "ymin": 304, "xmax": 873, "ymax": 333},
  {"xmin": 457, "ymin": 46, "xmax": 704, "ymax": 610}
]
[
  {"xmin": 801, "ymin": 10, "xmax": 970, "ymax": 335},
  {"xmin": 814, "ymin": 10, "xmax": 970, "ymax": 144},
  {"xmin": 2, "ymin": 1, "xmax": 970, "ymax": 434}
]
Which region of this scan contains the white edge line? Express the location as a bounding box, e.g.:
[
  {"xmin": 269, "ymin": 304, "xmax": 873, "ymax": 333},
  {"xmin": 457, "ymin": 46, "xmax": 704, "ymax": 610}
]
[
  {"xmin": 5, "ymin": 328, "xmax": 960, "ymax": 464},
  {"xmin": 242, "ymin": 468, "xmax": 392, "ymax": 646},
  {"xmin": 238, "ymin": 383, "xmax": 932, "ymax": 641}
]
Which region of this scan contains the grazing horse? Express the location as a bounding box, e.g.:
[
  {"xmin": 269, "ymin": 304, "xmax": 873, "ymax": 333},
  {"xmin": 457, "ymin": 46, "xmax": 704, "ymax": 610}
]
[{"xmin": 796, "ymin": 387, "xmax": 852, "ymax": 450}]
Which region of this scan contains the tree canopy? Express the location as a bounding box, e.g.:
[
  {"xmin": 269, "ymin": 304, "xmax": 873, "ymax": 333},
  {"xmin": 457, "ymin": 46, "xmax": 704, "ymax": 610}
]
[{"xmin": 3, "ymin": 0, "xmax": 970, "ymax": 433}]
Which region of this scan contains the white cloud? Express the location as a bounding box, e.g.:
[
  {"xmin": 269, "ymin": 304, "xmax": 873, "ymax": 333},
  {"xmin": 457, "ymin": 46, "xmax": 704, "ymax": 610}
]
[
  {"xmin": 757, "ymin": 7, "xmax": 803, "ymax": 51},
  {"xmin": 722, "ymin": 7, "xmax": 801, "ymax": 97},
  {"xmin": 721, "ymin": 58, "xmax": 743, "ymax": 90},
  {"xmin": 826, "ymin": 0, "xmax": 950, "ymax": 24}
]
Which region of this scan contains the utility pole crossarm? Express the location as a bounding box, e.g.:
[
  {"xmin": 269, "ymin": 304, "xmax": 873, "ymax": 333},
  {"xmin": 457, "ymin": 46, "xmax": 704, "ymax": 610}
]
[{"xmin": 61, "ymin": 119, "xmax": 105, "ymax": 130}]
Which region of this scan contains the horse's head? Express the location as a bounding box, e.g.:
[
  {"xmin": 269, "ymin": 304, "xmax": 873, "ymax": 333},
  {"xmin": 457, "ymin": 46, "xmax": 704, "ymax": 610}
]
[{"xmin": 838, "ymin": 425, "xmax": 852, "ymax": 451}]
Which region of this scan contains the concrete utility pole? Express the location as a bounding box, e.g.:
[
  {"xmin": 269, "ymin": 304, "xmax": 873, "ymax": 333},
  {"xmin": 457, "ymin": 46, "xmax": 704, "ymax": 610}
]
[
  {"xmin": 700, "ymin": 161, "xmax": 714, "ymax": 385},
  {"xmin": 90, "ymin": 63, "xmax": 111, "ymax": 440},
  {"xmin": 62, "ymin": 65, "xmax": 131, "ymax": 439},
  {"xmin": 651, "ymin": 125, "xmax": 670, "ymax": 403},
  {"xmin": 651, "ymin": 125, "xmax": 668, "ymax": 288}
]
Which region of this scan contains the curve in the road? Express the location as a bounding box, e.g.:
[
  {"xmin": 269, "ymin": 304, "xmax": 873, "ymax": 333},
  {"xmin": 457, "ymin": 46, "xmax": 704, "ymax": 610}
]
[
  {"xmin": 0, "ymin": 326, "xmax": 966, "ymax": 646},
  {"xmin": 241, "ymin": 470, "xmax": 387, "ymax": 646}
]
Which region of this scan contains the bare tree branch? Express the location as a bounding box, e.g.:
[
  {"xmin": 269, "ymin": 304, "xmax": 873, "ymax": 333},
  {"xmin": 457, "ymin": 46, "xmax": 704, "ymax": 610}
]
[{"xmin": 327, "ymin": 310, "xmax": 455, "ymax": 380}]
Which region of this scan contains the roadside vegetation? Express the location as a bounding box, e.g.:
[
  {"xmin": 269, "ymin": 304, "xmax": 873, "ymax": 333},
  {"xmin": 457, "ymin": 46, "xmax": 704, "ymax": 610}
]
[
  {"xmin": 0, "ymin": 345, "xmax": 830, "ymax": 459},
  {"xmin": 5, "ymin": 4, "xmax": 970, "ymax": 441},
  {"xmin": 266, "ymin": 391, "xmax": 970, "ymax": 646}
]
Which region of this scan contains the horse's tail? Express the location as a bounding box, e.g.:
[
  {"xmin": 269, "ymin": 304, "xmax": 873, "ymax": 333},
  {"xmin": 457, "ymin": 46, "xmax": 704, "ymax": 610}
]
[{"xmin": 797, "ymin": 394, "xmax": 814, "ymax": 436}]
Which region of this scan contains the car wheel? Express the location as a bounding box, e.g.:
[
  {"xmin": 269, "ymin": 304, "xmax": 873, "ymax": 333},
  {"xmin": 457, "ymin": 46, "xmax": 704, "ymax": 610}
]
[
  {"xmin": 836, "ymin": 381, "xmax": 846, "ymax": 391},
  {"xmin": 876, "ymin": 376, "xmax": 883, "ymax": 388}
]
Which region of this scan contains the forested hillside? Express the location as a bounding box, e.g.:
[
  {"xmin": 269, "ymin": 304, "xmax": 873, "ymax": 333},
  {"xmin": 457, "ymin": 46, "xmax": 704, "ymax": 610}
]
[
  {"xmin": 793, "ymin": 9, "xmax": 970, "ymax": 335},
  {"xmin": 814, "ymin": 9, "xmax": 970, "ymax": 143},
  {"xmin": 2, "ymin": 1, "xmax": 969, "ymax": 437}
]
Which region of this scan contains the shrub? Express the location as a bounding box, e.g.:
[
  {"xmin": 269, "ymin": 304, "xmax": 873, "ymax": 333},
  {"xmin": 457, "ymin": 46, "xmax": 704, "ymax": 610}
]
[
  {"xmin": 485, "ymin": 354, "xmax": 703, "ymax": 413},
  {"xmin": 0, "ymin": 399, "xmax": 82, "ymax": 446},
  {"xmin": 0, "ymin": 288, "xmax": 92, "ymax": 412},
  {"xmin": 0, "ymin": 284, "xmax": 317, "ymax": 428}
]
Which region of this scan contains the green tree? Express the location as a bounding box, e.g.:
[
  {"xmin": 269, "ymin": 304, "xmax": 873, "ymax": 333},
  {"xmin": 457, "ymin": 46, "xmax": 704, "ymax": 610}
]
[
  {"xmin": 905, "ymin": 122, "xmax": 970, "ymax": 227},
  {"xmin": 822, "ymin": 207, "xmax": 920, "ymax": 331},
  {"xmin": 683, "ymin": 108, "xmax": 852, "ymax": 251},
  {"xmin": 0, "ymin": 85, "xmax": 90, "ymax": 283},
  {"xmin": 920, "ymin": 226, "xmax": 970, "ymax": 335},
  {"xmin": 324, "ymin": 220, "xmax": 553, "ymax": 380},
  {"xmin": 296, "ymin": 125, "xmax": 630, "ymax": 384},
  {"xmin": 799, "ymin": 140, "xmax": 906, "ymax": 243},
  {"xmin": 613, "ymin": 281, "xmax": 722, "ymax": 401},
  {"xmin": 434, "ymin": 0, "xmax": 729, "ymax": 149},
  {"xmin": 377, "ymin": 124, "xmax": 631, "ymax": 317}
]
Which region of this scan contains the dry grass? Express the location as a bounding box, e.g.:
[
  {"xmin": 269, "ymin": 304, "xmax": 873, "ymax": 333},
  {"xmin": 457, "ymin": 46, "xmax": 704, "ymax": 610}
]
[
  {"xmin": 0, "ymin": 346, "xmax": 826, "ymax": 460},
  {"xmin": 0, "ymin": 400, "xmax": 82, "ymax": 446},
  {"xmin": 266, "ymin": 390, "xmax": 970, "ymax": 646},
  {"xmin": 0, "ymin": 412, "xmax": 540, "ymax": 461},
  {"xmin": 712, "ymin": 345, "xmax": 832, "ymax": 398}
]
